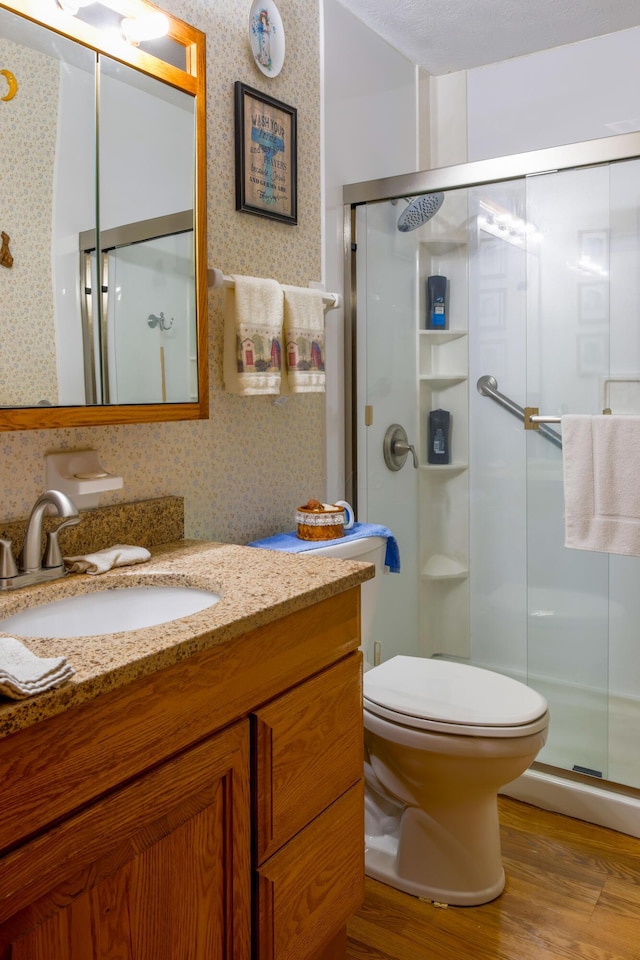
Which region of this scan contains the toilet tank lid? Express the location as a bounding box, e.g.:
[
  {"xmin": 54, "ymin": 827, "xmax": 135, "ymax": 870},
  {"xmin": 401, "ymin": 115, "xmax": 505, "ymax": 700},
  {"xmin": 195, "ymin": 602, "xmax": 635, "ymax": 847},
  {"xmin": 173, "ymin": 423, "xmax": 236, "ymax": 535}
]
[{"xmin": 363, "ymin": 656, "xmax": 548, "ymax": 727}]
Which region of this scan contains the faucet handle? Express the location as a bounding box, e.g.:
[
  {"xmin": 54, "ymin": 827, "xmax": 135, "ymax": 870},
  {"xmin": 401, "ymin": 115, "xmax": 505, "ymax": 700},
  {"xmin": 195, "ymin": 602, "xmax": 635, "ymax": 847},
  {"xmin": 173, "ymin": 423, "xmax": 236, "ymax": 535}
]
[
  {"xmin": 43, "ymin": 517, "xmax": 81, "ymax": 570},
  {"xmin": 0, "ymin": 538, "xmax": 18, "ymax": 579}
]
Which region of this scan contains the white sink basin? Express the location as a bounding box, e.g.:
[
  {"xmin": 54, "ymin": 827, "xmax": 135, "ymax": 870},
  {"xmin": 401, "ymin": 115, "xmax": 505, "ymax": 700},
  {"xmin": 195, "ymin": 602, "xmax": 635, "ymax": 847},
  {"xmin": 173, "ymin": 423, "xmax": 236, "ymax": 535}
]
[{"xmin": 0, "ymin": 585, "xmax": 220, "ymax": 638}]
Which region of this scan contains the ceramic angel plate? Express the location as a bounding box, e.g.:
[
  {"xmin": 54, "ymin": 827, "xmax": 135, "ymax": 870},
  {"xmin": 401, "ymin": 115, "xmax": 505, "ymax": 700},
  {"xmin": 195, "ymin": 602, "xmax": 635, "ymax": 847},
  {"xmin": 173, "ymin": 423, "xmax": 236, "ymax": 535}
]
[{"xmin": 248, "ymin": 0, "xmax": 285, "ymax": 78}]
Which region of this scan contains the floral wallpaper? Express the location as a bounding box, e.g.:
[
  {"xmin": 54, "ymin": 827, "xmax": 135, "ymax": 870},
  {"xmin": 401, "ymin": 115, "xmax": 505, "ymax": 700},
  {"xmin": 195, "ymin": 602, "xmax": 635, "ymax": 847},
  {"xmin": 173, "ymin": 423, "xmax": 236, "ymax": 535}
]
[
  {"xmin": 0, "ymin": 37, "xmax": 58, "ymax": 406},
  {"xmin": 0, "ymin": 0, "xmax": 325, "ymax": 544}
]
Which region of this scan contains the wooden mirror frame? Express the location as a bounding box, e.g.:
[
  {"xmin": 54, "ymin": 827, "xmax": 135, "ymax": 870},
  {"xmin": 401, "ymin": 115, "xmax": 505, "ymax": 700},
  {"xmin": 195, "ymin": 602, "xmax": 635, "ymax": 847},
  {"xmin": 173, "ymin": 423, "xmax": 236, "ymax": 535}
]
[{"xmin": 0, "ymin": 0, "xmax": 208, "ymax": 430}]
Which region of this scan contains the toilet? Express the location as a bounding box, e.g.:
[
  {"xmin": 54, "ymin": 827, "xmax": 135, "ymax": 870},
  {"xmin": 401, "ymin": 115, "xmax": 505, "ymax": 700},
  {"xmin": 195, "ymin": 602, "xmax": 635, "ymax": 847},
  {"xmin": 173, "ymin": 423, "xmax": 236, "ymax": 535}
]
[{"xmin": 304, "ymin": 533, "xmax": 550, "ymax": 906}]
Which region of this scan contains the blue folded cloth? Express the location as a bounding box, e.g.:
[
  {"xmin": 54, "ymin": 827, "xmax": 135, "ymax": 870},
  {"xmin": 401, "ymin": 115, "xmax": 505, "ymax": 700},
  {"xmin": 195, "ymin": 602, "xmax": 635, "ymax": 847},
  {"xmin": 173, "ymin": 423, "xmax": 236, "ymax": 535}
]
[{"xmin": 247, "ymin": 522, "xmax": 400, "ymax": 573}]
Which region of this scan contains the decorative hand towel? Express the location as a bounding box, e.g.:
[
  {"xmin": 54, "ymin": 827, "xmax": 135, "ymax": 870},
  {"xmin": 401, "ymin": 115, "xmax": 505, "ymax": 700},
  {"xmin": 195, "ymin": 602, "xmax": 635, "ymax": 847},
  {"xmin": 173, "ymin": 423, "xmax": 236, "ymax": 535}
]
[
  {"xmin": 64, "ymin": 544, "xmax": 151, "ymax": 575},
  {"xmin": 248, "ymin": 522, "xmax": 401, "ymax": 573},
  {"xmin": 281, "ymin": 285, "xmax": 326, "ymax": 393},
  {"xmin": 223, "ymin": 275, "xmax": 283, "ymax": 395},
  {"xmin": 563, "ymin": 414, "xmax": 640, "ymax": 556},
  {"xmin": 0, "ymin": 636, "xmax": 74, "ymax": 700}
]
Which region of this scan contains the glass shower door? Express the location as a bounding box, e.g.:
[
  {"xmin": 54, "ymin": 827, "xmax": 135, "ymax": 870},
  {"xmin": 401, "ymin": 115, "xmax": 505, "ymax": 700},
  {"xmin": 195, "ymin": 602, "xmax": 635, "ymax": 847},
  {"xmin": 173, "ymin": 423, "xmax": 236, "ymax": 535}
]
[
  {"xmin": 524, "ymin": 165, "xmax": 610, "ymax": 778},
  {"xmin": 355, "ymin": 152, "xmax": 640, "ymax": 791},
  {"xmin": 355, "ymin": 201, "xmax": 420, "ymax": 664}
]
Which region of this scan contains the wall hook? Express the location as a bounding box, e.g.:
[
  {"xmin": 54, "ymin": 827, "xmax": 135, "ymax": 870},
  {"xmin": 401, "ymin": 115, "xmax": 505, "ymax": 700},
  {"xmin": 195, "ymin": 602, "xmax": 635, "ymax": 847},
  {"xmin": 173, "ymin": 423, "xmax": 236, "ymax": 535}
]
[
  {"xmin": 0, "ymin": 232, "xmax": 13, "ymax": 268},
  {"xmin": 147, "ymin": 311, "xmax": 173, "ymax": 332}
]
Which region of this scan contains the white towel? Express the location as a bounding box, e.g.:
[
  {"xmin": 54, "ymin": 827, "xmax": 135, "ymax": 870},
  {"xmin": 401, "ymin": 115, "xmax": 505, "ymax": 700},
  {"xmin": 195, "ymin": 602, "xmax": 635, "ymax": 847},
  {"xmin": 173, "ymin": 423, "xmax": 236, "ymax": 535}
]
[
  {"xmin": 281, "ymin": 285, "xmax": 326, "ymax": 393},
  {"xmin": 0, "ymin": 636, "xmax": 74, "ymax": 700},
  {"xmin": 223, "ymin": 275, "xmax": 283, "ymax": 395},
  {"xmin": 562, "ymin": 414, "xmax": 640, "ymax": 556},
  {"xmin": 64, "ymin": 544, "xmax": 151, "ymax": 575}
]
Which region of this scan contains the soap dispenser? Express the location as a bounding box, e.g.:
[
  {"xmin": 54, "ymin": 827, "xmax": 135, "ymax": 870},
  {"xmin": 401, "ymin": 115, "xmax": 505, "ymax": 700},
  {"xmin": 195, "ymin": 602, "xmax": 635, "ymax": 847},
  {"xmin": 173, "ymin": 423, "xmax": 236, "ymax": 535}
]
[
  {"xmin": 428, "ymin": 409, "xmax": 451, "ymax": 464},
  {"xmin": 426, "ymin": 275, "xmax": 448, "ymax": 329}
]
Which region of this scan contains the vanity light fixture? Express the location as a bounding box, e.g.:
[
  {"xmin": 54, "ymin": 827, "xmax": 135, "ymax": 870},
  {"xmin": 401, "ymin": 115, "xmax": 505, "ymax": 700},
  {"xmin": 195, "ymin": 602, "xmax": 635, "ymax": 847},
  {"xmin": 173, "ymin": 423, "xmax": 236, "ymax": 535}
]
[
  {"xmin": 55, "ymin": 1, "xmax": 169, "ymax": 46},
  {"xmin": 120, "ymin": 11, "xmax": 169, "ymax": 44},
  {"xmin": 56, "ymin": 0, "xmax": 95, "ymax": 14}
]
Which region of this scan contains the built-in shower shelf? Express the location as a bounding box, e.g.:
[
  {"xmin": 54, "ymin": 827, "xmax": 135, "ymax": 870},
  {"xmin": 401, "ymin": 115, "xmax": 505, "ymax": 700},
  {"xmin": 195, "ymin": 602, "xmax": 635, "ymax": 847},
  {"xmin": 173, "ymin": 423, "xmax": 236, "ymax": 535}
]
[
  {"xmin": 421, "ymin": 554, "xmax": 469, "ymax": 581},
  {"xmin": 419, "ymin": 330, "xmax": 467, "ymax": 346},
  {"xmin": 418, "ymin": 234, "xmax": 467, "ymax": 254},
  {"xmin": 420, "ymin": 462, "xmax": 468, "ymax": 473},
  {"xmin": 420, "ymin": 374, "xmax": 467, "ymax": 387}
]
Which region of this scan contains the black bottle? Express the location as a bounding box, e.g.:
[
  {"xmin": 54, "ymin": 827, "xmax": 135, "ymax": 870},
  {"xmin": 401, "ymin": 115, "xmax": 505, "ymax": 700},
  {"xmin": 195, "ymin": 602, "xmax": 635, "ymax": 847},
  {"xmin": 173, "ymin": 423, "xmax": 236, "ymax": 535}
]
[{"xmin": 428, "ymin": 409, "xmax": 451, "ymax": 464}]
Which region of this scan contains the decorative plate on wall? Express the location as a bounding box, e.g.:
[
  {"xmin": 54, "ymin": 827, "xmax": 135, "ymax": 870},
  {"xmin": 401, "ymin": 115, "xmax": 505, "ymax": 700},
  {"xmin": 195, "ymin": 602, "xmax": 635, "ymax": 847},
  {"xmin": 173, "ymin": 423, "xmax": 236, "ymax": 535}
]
[{"xmin": 248, "ymin": 0, "xmax": 285, "ymax": 78}]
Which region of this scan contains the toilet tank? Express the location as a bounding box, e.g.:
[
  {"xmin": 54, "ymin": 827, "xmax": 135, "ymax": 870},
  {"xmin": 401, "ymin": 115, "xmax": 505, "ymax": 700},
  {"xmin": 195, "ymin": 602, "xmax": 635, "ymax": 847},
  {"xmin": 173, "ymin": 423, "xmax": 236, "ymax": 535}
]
[{"xmin": 301, "ymin": 536, "xmax": 387, "ymax": 659}]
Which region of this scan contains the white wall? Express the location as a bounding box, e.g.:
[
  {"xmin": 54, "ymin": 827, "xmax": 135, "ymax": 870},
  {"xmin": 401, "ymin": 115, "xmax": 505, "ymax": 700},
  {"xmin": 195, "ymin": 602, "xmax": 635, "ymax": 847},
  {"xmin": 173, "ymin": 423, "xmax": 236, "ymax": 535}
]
[
  {"xmin": 322, "ymin": 0, "xmax": 423, "ymax": 663},
  {"xmin": 322, "ymin": 0, "xmax": 421, "ymax": 504},
  {"xmin": 430, "ymin": 25, "xmax": 640, "ymax": 166},
  {"xmin": 467, "ymin": 26, "xmax": 640, "ymax": 162}
]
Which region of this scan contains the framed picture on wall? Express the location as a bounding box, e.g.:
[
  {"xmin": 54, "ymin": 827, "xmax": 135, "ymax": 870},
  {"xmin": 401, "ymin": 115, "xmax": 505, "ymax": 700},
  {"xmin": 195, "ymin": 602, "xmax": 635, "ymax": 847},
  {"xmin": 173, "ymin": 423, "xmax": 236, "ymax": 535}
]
[
  {"xmin": 578, "ymin": 281, "xmax": 608, "ymax": 324},
  {"xmin": 577, "ymin": 333, "xmax": 608, "ymax": 376},
  {"xmin": 578, "ymin": 229, "xmax": 609, "ymax": 274},
  {"xmin": 478, "ymin": 288, "xmax": 506, "ymax": 330},
  {"xmin": 234, "ymin": 81, "xmax": 297, "ymax": 224}
]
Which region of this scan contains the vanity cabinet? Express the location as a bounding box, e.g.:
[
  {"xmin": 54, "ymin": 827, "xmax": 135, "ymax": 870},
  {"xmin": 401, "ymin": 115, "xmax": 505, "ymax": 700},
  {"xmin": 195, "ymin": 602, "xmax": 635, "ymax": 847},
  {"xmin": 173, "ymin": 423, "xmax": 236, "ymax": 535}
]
[
  {"xmin": 0, "ymin": 587, "xmax": 364, "ymax": 960},
  {"xmin": 253, "ymin": 655, "xmax": 364, "ymax": 960}
]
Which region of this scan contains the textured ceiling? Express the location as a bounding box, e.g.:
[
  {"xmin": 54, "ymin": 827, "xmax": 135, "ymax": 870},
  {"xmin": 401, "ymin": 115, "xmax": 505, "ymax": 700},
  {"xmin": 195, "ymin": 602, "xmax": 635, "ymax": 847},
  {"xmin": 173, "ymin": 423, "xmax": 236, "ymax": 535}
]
[{"xmin": 335, "ymin": 0, "xmax": 640, "ymax": 75}]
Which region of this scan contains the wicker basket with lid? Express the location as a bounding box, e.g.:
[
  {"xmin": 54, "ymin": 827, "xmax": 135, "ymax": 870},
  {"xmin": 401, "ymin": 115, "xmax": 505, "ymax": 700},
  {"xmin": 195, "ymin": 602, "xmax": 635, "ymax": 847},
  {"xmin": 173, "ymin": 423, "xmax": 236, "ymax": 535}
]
[{"xmin": 296, "ymin": 499, "xmax": 346, "ymax": 541}]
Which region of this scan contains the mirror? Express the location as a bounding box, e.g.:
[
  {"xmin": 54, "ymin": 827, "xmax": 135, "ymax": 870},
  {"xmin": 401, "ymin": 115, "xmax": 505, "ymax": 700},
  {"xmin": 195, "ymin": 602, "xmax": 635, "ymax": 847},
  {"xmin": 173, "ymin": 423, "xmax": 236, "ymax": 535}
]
[{"xmin": 0, "ymin": 0, "xmax": 208, "ymax": 429}]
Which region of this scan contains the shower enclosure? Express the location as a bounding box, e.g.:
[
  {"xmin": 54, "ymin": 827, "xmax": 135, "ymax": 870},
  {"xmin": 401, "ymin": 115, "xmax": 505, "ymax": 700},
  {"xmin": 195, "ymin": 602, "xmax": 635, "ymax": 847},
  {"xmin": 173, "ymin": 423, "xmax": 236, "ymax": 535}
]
[{"xmin": 344, "ymin": 133, "xmax": 640, "ymax": 822}]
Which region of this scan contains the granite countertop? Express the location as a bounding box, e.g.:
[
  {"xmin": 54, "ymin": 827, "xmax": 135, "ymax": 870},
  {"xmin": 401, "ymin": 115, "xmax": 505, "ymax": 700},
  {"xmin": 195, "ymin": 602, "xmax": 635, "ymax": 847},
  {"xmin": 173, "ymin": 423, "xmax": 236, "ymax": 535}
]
[{"xmin": 0, "ymin": 540, "xmax": 374, "ymax": 738}]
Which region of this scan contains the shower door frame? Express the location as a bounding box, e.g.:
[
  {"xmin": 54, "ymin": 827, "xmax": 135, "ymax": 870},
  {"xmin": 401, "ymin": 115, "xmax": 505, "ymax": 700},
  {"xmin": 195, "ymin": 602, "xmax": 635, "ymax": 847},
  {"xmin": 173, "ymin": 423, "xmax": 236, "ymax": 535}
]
[{"xmin": 342, "ymin": 129, "xmax": 640, "ymax": 507}]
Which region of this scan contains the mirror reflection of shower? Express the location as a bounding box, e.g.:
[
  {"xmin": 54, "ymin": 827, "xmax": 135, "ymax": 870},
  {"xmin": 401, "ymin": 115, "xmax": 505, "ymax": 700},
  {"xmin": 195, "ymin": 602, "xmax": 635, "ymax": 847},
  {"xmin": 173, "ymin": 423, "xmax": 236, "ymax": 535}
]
[{"xmin": 396, "ymin": 192, "xmax": 445, "ymax": 232}]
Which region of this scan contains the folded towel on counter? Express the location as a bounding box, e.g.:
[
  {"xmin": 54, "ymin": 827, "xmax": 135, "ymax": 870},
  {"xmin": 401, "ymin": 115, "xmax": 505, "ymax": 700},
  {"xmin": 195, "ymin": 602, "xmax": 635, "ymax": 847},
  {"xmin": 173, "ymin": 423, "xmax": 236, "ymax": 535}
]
[
  {"xmin": 248, "ymin": 522, "xmax": 401, "ymax": 573},
  {"xmin": 0, "ymin": 636, "xmax": 74, "ymax": 700},
  {"xmin": 563, "ymin": 414, "xmax": 640, "ymax": 556},
  {"xmin": 64, "ymin": 544, "xmax": 151, "ymax": 575},
  {"xmin": 223, "ymin": 275, "xmax": 283, "ymax": 395},
  {"xmin": 281, "ymin": 285, "xmax": 327, "ymax": 393}
]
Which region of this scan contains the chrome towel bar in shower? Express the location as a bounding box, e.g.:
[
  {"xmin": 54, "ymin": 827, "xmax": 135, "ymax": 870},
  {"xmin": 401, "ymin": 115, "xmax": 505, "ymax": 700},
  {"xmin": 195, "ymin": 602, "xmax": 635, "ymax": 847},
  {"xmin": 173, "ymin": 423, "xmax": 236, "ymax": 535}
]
[{"xmin": 477, "ymin": 375, "xmax": 563, "ymax": 448}]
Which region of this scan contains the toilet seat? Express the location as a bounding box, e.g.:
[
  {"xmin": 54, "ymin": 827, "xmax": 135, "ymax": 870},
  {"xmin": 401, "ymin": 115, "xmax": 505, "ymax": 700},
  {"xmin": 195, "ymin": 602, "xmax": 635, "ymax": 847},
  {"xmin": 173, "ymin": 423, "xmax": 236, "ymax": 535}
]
[{"xmin": 363, "ymin": 656, "xmax": 549, "ymax": 738}]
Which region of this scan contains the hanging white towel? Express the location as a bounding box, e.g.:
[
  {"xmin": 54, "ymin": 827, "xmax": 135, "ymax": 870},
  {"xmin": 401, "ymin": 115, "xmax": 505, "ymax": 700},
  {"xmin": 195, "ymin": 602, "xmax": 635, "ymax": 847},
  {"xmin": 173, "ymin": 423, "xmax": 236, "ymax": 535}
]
[
  {"xmin": 281, "ymin": 285, "xmax": 327, "ymax": 393},
  {"xmin": 0, "ymin": 636, "xmax": 74, "ymax": 700},
  {"xmin": 562, "ymin": 414, "xmax": 640, "ymax": 556},
  {"xmin": 223, "ymin": 275, "xmax": 283, "ymax": 395}
]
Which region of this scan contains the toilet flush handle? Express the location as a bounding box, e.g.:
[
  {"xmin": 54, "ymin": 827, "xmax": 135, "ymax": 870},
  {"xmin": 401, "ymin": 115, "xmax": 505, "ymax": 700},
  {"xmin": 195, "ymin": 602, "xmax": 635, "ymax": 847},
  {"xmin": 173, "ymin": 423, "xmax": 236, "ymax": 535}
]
[{"xmin": 383, "ymin": 424, "xmax": 419, "ymax": 471}]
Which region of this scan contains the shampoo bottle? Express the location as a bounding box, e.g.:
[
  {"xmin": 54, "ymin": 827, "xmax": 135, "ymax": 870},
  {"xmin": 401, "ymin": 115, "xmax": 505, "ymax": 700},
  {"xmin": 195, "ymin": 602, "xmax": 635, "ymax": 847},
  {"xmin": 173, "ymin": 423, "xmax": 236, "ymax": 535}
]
[
  {"xmin": 426, "ymin": 275, "xmax": 448, "ymax": 329},
  {"xmin": 428, "ymin": 409, "xmax": 451, "ymax": 464}
]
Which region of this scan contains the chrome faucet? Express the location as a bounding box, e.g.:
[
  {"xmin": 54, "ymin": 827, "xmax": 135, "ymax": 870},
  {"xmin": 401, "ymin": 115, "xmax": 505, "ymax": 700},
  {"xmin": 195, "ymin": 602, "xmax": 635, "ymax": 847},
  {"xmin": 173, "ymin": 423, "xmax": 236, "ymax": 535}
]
[{"xmin": 0, "ymin": 490, "xmax": 80, "ymax": 591}]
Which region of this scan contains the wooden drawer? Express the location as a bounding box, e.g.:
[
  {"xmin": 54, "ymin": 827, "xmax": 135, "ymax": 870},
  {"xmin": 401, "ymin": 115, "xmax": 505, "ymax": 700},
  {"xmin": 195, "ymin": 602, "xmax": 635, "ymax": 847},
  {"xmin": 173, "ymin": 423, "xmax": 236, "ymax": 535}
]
[
  {"xmin": 253, "ymin": 653, "xmax": 363, "ymax": 863},
  {"xmin": 256, "ymin": 781, "xmax": 364, "ymax": 960}
]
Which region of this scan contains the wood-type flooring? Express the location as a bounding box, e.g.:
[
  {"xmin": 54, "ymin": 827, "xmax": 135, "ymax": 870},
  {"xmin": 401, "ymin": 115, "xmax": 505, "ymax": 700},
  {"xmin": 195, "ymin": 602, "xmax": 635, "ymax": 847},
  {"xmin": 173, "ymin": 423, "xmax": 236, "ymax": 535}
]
[{"xmin": 347, "ymin": 796, "xmax": 640, "ymax": 960}]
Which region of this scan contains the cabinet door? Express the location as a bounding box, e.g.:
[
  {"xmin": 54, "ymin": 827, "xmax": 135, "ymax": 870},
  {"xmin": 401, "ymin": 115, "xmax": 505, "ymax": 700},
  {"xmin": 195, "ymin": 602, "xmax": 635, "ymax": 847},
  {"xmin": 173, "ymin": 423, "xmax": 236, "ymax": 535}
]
[
  {"xmin": 256, "ymin": 782, "xmax": 364, "ymax": 960},
  {"xmin": 253, "ymin": 654, "xmax": 363, "ymax": 863},
  {"xmin": 0, "ymin": 722, "xmax": 251, "ymax": 960}
]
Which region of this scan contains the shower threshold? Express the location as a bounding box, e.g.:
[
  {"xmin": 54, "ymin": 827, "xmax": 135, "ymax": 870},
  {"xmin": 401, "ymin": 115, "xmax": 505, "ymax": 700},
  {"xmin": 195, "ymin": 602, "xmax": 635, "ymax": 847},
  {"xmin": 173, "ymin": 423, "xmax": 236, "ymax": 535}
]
[{"xmin": 501, "ymin": 764, "xmax": 640, "ymax": 839}]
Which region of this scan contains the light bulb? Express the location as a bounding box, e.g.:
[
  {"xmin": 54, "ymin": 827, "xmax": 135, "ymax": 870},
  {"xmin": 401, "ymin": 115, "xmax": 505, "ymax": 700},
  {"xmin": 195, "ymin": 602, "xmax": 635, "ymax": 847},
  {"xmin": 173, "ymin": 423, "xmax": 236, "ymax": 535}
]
[{"xmin": 121, "ymin": 11, "xmax": 169, "ymax": 45}]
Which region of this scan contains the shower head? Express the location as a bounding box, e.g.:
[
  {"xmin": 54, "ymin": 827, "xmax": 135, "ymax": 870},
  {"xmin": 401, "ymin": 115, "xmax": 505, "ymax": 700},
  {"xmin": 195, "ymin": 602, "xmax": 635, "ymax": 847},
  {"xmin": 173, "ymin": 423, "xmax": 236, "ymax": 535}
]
[{"xmin": 397, "ymin": 192, "xmax": 445, "ymax": 232}]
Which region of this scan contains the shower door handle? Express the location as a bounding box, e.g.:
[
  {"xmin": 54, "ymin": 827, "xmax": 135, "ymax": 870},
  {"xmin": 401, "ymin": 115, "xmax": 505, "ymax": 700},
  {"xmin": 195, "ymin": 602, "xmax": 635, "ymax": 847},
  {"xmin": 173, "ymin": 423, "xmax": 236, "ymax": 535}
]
[{"xmin": 383, "ymin": 424, "xmax": 419, "ymax": 471}]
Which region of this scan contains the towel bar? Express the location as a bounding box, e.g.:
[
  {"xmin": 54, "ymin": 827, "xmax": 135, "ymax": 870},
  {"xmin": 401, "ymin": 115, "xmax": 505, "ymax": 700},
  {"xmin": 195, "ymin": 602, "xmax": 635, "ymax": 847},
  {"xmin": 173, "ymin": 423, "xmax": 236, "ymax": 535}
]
[{"xmin": 207, "ymin": 267, "xmax": 341, "ymax": 308}]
